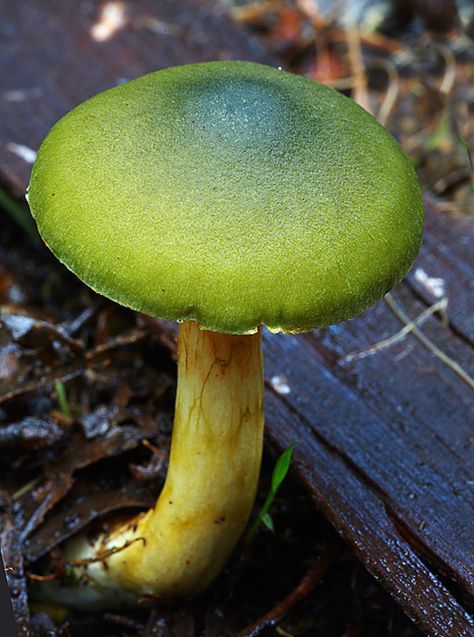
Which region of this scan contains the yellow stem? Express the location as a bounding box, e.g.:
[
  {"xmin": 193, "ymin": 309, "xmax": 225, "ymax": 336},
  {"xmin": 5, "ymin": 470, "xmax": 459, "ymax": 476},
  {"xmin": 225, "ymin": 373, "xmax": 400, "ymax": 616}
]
[{"xmin": 46, "ymin": 322, "xmax": 264, "ymax": 606}]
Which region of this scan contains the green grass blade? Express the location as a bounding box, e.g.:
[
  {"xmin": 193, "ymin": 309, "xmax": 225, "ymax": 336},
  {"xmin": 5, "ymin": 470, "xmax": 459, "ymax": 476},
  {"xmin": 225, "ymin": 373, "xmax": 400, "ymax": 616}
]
[
  {"xmin": 0, "ymin": 188, "xmax": 40, "ymax": 243},
  {"xmin": 245, "ymin": 441, "xmax": 296, "ymax": 545}
]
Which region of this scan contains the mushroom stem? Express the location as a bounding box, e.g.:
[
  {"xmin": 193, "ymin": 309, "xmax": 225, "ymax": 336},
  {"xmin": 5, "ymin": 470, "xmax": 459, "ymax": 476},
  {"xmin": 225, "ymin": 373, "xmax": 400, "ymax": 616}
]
[{"xmin": 43, "ymin": 321, "xmax": 264, "ymax": 607}]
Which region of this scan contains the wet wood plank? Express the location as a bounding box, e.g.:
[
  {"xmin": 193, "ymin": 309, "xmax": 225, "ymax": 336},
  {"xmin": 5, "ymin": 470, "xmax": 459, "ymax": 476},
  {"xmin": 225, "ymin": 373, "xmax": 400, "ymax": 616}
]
[
  {"xmin": 0, "ymin": 0, "xmax": 270, "ymax": 197},
  {"xmin": 265, "ymin": 394, "xmax": 474, "ymax": 637},
  {"xmin": 263, "ymin": 257, "xmax": 474, "ymax": 635},
  {"xmin": 406, "ymin": 207, "xmax": 474, "ymax": 344},
  {"xmin": 0, "ymin": 1, "xmax": 473, "ymax": 636}
]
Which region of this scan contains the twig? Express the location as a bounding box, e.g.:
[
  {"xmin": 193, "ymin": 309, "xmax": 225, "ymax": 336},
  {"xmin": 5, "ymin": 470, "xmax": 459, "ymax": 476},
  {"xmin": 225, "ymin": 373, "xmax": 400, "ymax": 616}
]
[
  {"xmin": 28, "ymin": 572, "xmax": 60, "ymax": 582},
  {"xmin": 27, "ymin": 537, "xmax": 146, "ymax": 585},
  {"xmin": 384, "ymin": 294, "xmax": 474, "ymax": 391},
  {"xmin": 85, "ymin": 327, "xmax": 150, "ymax": 360},
  {"xmin": 435, "ymin": 44, "xmax": 456, "ymax": 96},
  {"xmin": 237, "ymin": 544, "xmax": 340, "ymax": 637},
  {"xmin": 0, "ymin": 307, "xmax": 84, "ymax": 354},
  {"xmin": 20, "ymin": 477, "xmax": 73, "ymax": 540},
  {"xmin": 67, "ymin": 536, "xmax": 146, "ymax": 568},
  {"xmin": 345, "ymin": 26, "xmax": 371, "ymax": 113},
  {"xmin": 322, "ymin": 76, "xmax": 356, "ymax": 89},
  {"xmin": 332, "ymin": 27, "xmax": 404, "ymax": 55},
  {"xmin": 142, "ymin": 438, "xmax": 167, "ymax": 459},
  {"xmin": 375, "ymin": 59, "xmax": 400, "ymax": 127},
  {"xmin": 62, "ymin": 304, "xmax": 101, "ymax": 336},
  {"xmin": 0, "ymin": 363, "xmax": 83, "ymax": 405},
  {"xmin": 342, "ymin": 297, "xmax": 448, "ymax": 362}
]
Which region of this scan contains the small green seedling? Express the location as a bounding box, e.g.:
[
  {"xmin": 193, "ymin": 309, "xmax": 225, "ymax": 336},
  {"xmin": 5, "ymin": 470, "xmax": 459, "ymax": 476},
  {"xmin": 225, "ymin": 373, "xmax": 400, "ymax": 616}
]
[
  {"xmin": 0, "ymin": 187, "xmax": 39, "ymax": 242},
  {"xmin": 54, "ymin": 381, "xmax": 72, "ymax": 419},
  {"xmin": 246, "ymin": 442, "xmax": 296, "ymax": 544}
]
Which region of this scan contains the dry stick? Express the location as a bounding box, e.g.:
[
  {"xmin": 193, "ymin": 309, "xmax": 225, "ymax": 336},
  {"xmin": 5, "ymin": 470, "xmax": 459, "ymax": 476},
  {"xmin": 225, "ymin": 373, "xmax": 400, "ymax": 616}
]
[
  {"xmin": 343, "ymin": 297, "xmax": 448, "ymax": 362},
  {"xmin": 62, "ymin": 303, "xmax": 101, "ymax": 337},
  {"xmin": 332, "ymin": 27, "xmax": 404, "ymax": 55},
  {"xmin": 20, "ymin": 478, "xmax": 73, "ymax": 541},
  {"xmin": 432, "ymin": 43, "xmax": 457, "ymax": 96},
  {"xmin": 375, "ymin": 59, "xmax": 400, "ymax": 127},
  {"xmin": 298, "ymin": 2, "xmax": 405, "ymax": 55},
  {"xmin": 85, "ymin": 327, "xmax": 150, "ymax": 360},
  {"xmin": 344, "ymin": 24, "xmax": 399, "ymax": 127},
  {"xmin": 28, "ymin": 537, "xmax": 147, "ymax": 582},
  {"xmin": 342, "ymin": 38, "xmax": 472, "ymax": 391},
  {"xmin": 0, "ymin": 307, "xmax": 84, "ymax": 353},
  {"xmin": 28, "ymin": 572, "xmax": 61, "ymax": 583},
  {"xmin": 141, "ymin": 438, "xmax": 168, "ymax": 459},
  {"xmin": 323, "ymin": 76, "xmax": 356, "ymax": 90},
  {"xmin": 0, "ymin": 325, "xmax": 149, "ymax": 407},
  {"xmin": 403, "ymin": 44, "xmax": 457, "ymax": 160},
  {"xmin": 398, "ymin": 43, "xmax": 458, "ymax": 153},
  {"xmin": 236, "ymin": 544, "xmax": 340, "ymax": 637},
  {"xmin": 67, "ymin": 536, "xmax": 146, "ymax": 568},
  {"xmin": 384, "ymin": 294, "xmax": 474, "ymax": 391},
  {"xmin": 0, "ymin": 364, "xmax": 83, "ymax": 406},
  {"xmin": 345, "ymin": 26, "xmax": 371, "ymax": 114},
  {"xmin": 319, "ymin": 57, "xmax": 399, "ymax": 122}
]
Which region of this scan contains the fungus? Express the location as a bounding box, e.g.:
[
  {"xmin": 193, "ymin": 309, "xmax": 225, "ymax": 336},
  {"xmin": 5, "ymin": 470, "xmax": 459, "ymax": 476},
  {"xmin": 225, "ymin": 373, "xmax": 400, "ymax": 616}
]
[{"xmin": 27, "ymin": 61, "xmax": 423, "ymax": 607}]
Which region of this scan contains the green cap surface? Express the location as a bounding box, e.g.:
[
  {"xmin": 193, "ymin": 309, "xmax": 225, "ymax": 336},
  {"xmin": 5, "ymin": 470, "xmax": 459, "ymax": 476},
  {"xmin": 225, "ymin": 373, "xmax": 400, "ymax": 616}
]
[{"xmin": 28, "ymin": 61, "xmax": 423, "ymax": 334}]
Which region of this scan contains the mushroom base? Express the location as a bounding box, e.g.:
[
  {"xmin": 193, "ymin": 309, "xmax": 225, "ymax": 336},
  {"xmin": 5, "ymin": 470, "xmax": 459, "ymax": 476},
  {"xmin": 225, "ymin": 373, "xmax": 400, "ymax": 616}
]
[{"xmin": 36, "ymin": 321, "xmax": 265, "ymax": 608}]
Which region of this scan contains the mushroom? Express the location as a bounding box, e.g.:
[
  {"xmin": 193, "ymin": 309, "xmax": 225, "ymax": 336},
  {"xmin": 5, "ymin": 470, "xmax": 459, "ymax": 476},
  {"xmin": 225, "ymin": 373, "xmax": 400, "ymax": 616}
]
[{"xmin": 27, "ymin": 61, "xmax": 423, "ymax": 607}]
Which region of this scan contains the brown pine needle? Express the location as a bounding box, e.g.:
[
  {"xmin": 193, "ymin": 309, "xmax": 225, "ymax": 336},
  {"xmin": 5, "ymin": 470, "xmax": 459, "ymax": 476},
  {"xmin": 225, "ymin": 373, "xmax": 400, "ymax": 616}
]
[{"xmin": 141, "ymin": 438, "xmax": 166, "ymax": 458}]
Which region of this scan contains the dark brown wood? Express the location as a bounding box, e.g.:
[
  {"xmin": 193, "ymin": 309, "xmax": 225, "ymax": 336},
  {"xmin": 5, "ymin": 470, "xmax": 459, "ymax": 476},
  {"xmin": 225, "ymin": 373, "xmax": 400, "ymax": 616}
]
[
  {"xmin": 0, "ymin": 0, "xmax": 271, "ymax": 198},
  {"xmin": 0, "ymin": 549, "xmax": 18, "ymax": 637},
  {"xmin": 261, "ymin": 213, "xmax": 474, "ymax": 634},
  {"xmin": 407, "ymin": 206, "xmax": 474, "ymax": 344},
  {"xmin": 0, "ymin": 2, "xmax": 473, "ymax": 636},
  {"xmin": 262, "ymin": 275, "xmax": 474, "ymax": 634}
]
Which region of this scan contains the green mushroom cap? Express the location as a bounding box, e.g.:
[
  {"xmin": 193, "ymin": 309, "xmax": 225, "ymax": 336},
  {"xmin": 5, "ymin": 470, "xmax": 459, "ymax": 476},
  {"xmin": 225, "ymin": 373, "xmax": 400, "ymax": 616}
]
[{"xmin": 28, "ymin": 61, "xmax": 423, "ymax": 334}]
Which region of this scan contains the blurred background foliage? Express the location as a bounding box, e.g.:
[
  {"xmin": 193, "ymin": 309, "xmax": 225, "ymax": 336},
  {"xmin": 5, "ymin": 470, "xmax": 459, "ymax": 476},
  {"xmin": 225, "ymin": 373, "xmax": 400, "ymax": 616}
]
[{"xmin": 227, "ymin": 0, "xmax": 473, "ymax": 216}]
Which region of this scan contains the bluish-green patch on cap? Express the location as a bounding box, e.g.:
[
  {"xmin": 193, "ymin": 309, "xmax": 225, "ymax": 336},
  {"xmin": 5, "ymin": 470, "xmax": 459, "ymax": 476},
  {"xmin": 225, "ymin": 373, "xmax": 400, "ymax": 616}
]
[{"xmin": 27, "ymin": 61, "xmax": 423, "ymax": 334}]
